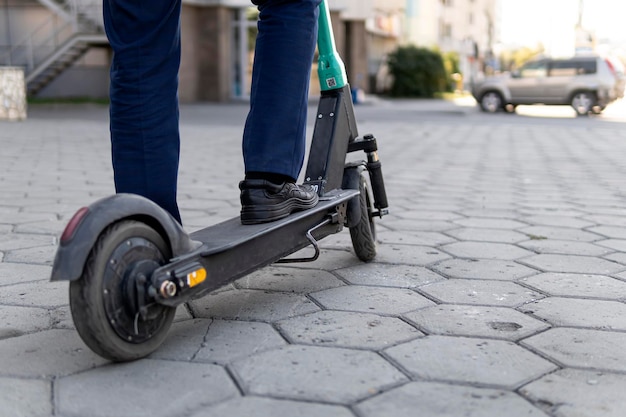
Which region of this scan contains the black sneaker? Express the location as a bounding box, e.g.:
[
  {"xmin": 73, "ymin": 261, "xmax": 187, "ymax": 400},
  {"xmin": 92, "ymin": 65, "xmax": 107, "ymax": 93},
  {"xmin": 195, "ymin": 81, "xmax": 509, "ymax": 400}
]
[{"xmin": 239, "ymin": 179, "xmax": 319, "ymax": 225}]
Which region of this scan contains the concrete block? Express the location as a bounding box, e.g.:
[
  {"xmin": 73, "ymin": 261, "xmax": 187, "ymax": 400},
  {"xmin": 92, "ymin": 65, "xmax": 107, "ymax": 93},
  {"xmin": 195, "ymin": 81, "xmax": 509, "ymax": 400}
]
[
  {"xmin": 277, "ymin": 310, "xmax": 423, "ymax": 349},
  {"xmin": 385, "ymin": 336, "xmax": 556, "ymax": 388},
  {"xmin": 310, "ymin": 285, "xmax": 435, "ymax": 315},
  {"xmin": 191, "ymin": 397, "xmax": 355, "ymax": 417},
  {"xmin": 355, "ymin": 381, "xmax": 548, "ymax": 417},
  {"xmin": 188, "ymin": 288, "xmax": 320, "ymax": 322},
  {"xmin": 231, "ymin": 345, "xmax": 407, "ymax": 404},
  {"xmin": 441, "ymin": 241, "xmax": 533, "ymax": 260},
  {"xmin": 520, "ymin": 297, "xmax": 626, "ymax": 330},
  {"xmin": 522, "ymin": 328, "xmax": 626, "ymax": 372},
  {"xmin": 520, "ymin": 272, "xmax": 626, "ymax": 300},
  {"xmin": 55, "ymin": 359, "xmax": 238, "ymax": 417},
  {"xmin": 520, "ymin": 254, "xmax": 625, "ymax": 275},
  {"xmin": 432, "ymin": 258, "xmax": 538, "ymax": 281},
  {"xmin": 335, "ymin": 263, "xmax": 445, "ymax": 288},
  {"xmin": 420, "ymin": 279, "xmax": 543, "ymax": 307},
  {"xmin": 404, "ymin": 304, "xmax": 549, "ymax": 340},
  {"xmin": 521, "ymin": 368, "xmax": 626, "ymax": 417},
  {"xmin": 0, "ymin": 377, "xmax": 51, "ymax": 417}
]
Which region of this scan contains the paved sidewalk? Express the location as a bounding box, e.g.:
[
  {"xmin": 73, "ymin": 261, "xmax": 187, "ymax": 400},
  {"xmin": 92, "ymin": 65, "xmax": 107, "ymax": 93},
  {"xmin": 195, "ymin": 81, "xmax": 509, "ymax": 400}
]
[{"xmin": 1, "ymin": 100, "xmax": 626, "ymax": 417}]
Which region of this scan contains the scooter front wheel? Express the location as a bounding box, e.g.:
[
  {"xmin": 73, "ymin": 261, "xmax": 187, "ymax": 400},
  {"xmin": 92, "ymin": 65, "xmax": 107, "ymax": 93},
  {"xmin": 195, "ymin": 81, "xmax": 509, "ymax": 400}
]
[
  {"xmin": 349, "ymin": 172, "xmax": 377, "ymax": 262},
  {"xmin": 69, "ymin": 220, "xmax": 175, "ymax": 361}
]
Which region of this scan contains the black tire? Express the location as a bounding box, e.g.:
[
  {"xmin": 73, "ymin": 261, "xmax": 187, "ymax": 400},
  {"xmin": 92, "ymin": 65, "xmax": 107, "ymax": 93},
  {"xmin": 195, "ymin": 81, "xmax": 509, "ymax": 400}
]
[
  {"xmin": 69, "ymin": 220, "xmax": 175, "ymax": 361},
  {"xmin": 349, "ymin": 173, "xmax": 376, "ymax": 262},
  {"xmin": 479, "ymin": 91, "xmax": 504, "ymax": 113},
  {"xmin": 571, "ymin": 91, "xmax": 595, "ymax": 116}
]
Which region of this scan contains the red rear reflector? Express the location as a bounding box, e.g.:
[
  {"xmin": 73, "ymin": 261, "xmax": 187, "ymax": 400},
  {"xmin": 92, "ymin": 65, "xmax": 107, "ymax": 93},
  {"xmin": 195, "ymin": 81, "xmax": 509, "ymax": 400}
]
[{"xmin": 60, "ymin": 207, "xmax": 90, "ymax": 244}]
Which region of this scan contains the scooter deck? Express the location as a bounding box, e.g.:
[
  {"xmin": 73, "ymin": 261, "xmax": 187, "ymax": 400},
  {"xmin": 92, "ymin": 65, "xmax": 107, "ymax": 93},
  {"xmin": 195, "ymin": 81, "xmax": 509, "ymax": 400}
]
[
  {"xmin": 188, "ymin": 189, "xmax": 358, "ymax": 256},
  {"xmin": 153, "ymin": 189, "xmax": 359, "ymax": 305}
]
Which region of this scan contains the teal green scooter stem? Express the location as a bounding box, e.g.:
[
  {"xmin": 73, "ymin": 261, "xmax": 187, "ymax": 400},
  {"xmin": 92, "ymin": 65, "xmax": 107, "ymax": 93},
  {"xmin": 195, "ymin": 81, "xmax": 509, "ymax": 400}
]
[{"xmin": 317, "ymin": 0, "xmax": 348, "ymax": 91}]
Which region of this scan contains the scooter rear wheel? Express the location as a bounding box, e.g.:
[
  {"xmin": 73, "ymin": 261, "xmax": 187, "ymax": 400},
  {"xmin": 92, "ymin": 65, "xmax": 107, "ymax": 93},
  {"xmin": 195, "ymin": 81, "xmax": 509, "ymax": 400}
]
[
  {"xmin": 349, "ymin": 172, "xmax": 377, "ymax": 261},
  {"xmin": 69, "ymin": 220, "xmax": 175, "ymax": 361}
]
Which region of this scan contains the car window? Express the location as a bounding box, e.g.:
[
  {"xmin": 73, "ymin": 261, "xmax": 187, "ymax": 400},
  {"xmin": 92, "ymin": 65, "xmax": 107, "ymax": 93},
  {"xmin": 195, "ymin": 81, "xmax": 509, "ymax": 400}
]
[
  {"xmin": 549, "ymin": 59, "xmax": 596, "ymax": 76},
  {"xmin": 519, "ymin": 61, "xmax": 547, "ymax": 78}
]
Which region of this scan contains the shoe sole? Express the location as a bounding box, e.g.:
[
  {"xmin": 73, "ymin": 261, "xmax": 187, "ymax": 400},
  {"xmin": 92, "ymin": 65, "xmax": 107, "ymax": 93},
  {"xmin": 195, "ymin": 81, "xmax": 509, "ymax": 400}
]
[{"xmin": 240, "ymin": 197, "xmax": 318, "ymax": 225}]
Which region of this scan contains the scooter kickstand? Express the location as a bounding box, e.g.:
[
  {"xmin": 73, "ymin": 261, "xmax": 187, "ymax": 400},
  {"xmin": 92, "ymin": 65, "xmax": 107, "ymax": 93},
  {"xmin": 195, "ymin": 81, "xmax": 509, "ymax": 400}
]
[{"xmin": 275, "ymin": 217, "xmax": 332, "ymax": 263}]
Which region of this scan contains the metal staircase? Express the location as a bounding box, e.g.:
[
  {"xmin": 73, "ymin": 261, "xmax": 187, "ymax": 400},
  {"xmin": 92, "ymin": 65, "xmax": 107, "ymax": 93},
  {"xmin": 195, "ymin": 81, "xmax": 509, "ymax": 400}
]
[{"xmin": 0, "ymin": 0, "xmax": 108, "ymax": 96}]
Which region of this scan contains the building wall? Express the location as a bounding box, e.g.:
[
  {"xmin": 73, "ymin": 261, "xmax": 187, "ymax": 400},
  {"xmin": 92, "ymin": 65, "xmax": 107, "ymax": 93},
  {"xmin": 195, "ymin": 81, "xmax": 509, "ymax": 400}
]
[{"xmin": 180, "ymin": 5, "xmax": 232, "ymax": 102}]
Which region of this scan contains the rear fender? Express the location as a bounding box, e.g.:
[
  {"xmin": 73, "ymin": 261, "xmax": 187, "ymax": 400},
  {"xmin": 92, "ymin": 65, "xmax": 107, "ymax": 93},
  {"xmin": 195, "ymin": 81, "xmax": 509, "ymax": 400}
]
[{"xmin": 50, "ymin": 194, "xmax": 196, "ymax": 282}]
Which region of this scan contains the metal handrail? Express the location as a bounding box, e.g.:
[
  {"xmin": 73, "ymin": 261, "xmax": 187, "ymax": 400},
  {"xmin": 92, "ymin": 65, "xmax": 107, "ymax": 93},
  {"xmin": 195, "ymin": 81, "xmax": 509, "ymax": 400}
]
[{"xmin": 0, "ymin": 0, "xmax": 103, "ymax": 70}]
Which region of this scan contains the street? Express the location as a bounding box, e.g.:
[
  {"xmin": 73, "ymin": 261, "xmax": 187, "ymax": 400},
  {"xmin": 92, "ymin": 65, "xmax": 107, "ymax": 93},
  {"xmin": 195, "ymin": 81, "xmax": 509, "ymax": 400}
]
[{"xmin": 1, "ymin": 97, "xmax": 626, "ymax": 417}]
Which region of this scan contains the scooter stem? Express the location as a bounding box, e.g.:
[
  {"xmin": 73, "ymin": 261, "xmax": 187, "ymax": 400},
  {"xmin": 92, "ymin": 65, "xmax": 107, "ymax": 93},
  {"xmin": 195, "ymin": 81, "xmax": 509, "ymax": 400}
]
[{"xmin": 317, "ymin": 0, "xmax": 348, "ymax": 91}]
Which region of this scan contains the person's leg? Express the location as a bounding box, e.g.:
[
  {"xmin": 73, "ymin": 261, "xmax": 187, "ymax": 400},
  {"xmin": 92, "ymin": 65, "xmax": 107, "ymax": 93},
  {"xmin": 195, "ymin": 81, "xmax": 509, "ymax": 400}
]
[
  {"xmin": 104, "ymin": 0, "xmax": 182, "ymax": 223},
  {"xmin": 242, "ymin": 0, "xmax": 322, "ymax": 180},
  {"xmin": 239, "ymin": 0, "xmax": 321, "ymax": 225}
]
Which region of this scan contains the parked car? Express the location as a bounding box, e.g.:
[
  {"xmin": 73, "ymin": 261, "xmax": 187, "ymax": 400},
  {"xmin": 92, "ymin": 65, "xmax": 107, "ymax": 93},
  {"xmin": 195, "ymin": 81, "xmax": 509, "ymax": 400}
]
[{"xmin": 472, "ymin": 55, "xmax": 625, "ymax": 115}]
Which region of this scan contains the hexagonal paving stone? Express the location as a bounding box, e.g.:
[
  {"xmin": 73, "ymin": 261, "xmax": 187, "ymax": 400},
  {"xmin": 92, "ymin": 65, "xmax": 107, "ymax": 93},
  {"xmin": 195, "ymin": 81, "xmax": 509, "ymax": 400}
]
[
  {"xmin": 0, "ymin": 377, "xmax": 52, "ymax": 417},
  {"xmin": 385, "ymin": 336, "xmax": 556, "ymax": 388},
  {"xmin": 404, "ymin": 304, "xmax": 549, "ymax": 340},
  {"xmin": 584, "ymin": 214, "xmax": 626, "ymax": 227},
  {"xmin": 234, "ymin": 266, "xmax": 345, "ymax": 293},
  {"xmin": 0, "ymin": 281, "xmax": 68, "ymax": 308},
  {"xmin": 520, "ymin": 272, "xmax": 626, "ymax": 300},
  {"xmin": 276, "ymin": 310, "xmax": 423, "ymax": 350},
  {"xmin": 191, "ymin": 397, "xmax": 356, "ymax": 417},
  {"xmin": 355, "ymin": 381, "xmax": 548, "ymax": 417},
  {"xmin": 518, "ymin": 226, "xmax": 602, "ymax": 242},
  {"xmin": 310, "ymin": 285, "xmax": 435, "ymax": 315},
  {"xmin": 595, "ymin": 239, "xmax": 626, "ymax": 252},
  {"xmin": 522, "ymin": 215, "xmax": 595, "ymax": 229},
  {"xmin": 520, "ymin": 254, "xmax": 625, "ymax": 275},
  {"xmin": 441, "ymin": 242, "xmax": 533, "ymax": 260},
  {"xmin": 520, "ymin": 297, "xmax": 626, "ymax": 330},
  {"xmin": 284, "ymin": 248, "xmax": 363, "ymax": 271},
  {"xmin": 381, "ymin": 218, "xmax": 455, "ymax": 232},
  {"xmin": 0, "ymin": 262, "xmax": 53, "ymax": 286},
  {"xmin": 231, "ymin": 345, "xmax": 407, "ymax": 404},
  {"xmin": 522, "ymin": 328, "xmax": 626, "ymax": 372},
  {"xmin": 432, "ymin": 258, "xmax": 538, "ymax": 281},
  {"xmin": 518, "ymin": 240, "xmax": 613, "ymax": 256},
  {"xmin": 376, "ymin": 230, "xmax": 456, "ymax": 247},
  {"xmin": 56, "ymin": 359, "xmax": 238, "ymax": 417},
  {"xmin": 335, "ymin": 263, "xmax": 445, "ymax": 288},
  {"xmin": 0, "ymin": 305, "xmax": 51, "ymax": 339},
  {"xmin": 520, "ymin": 369, "xmax": 626, "ymax": 417},
  {"xmin": 373, "ymin": 244, "xmax": 450, "ymax": 266},
  {"xmin": 0, "ymin": 233, "xmax": 55, "ymax": 251},
  {"xmin": 445, "ymin": 228, "xmax": 528, "ymax": 244},
  {"xmin": 452, "ymin": 218, "xmax": 528, "ymax": 229},
  {"xmin": 149, "ymin": 319, "xmax": 288, "ymax": 364},
  {"xmin": 394, "ymin": 210, "xmax": 463, "ymax": 221},
  {"xmin": 420, "ymin": 280, "xmax": 542, "ymax": 307},
  {"xmin": 188, "ymin": 289, "xmax": 320, "ymax": 322},
  {"xmin": 0, "ymin": 329, "xmax": 108, "ymax": 377},
  {"xmin": 4, "ymin": 245, "xmax": 57, "ymax": 265},
  {"xmin": 587, "ymin": 225, "xmax": 626, "ymax": 239}
]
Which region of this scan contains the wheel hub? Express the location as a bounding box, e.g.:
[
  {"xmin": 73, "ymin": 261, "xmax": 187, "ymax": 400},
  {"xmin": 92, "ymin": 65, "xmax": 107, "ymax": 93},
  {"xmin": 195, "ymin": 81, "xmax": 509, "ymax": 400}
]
[{"xmin": 102, "ymin": 236, "xmax": 170, "ymax": 344}]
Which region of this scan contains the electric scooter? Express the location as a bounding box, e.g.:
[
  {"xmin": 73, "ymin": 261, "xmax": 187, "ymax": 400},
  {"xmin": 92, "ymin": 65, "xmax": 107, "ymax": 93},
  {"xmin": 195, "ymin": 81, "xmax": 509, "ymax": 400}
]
[{"xmin": 50, "ymin": 0, "xmax": 389, "ymax": 362}]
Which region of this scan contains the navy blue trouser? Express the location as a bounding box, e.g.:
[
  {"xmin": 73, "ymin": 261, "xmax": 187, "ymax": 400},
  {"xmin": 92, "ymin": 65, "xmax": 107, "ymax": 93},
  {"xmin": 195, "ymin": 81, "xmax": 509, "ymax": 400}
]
[{"xmin": 104, "ymin": 0, "xmax": 321, "ymax": 224}]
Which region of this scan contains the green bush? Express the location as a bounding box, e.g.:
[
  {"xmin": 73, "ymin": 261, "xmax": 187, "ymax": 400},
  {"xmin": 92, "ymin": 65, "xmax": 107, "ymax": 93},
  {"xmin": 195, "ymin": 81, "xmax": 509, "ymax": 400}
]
[{"xmin": 387, "ymin": 46, "xmax": 448, "ymax": 98}]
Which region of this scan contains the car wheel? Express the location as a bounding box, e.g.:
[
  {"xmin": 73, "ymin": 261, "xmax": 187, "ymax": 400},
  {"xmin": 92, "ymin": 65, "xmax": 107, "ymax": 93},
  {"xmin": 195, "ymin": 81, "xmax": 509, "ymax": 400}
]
[
  {"xmin": 504, "ymin": 103, "xmax": 517, "ymax": 113},
  {"xmin": 571, "ymin": 91, "xmax": 595, "ymax": 116},
  {"xmin": 479, "ymin": 91, "xmax": 503, "ymax": 113}
]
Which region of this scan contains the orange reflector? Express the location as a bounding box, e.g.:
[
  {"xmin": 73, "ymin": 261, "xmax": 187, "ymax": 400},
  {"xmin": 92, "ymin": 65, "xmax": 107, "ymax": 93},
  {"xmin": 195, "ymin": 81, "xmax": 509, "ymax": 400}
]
[{"xmin": 186, "ymin": 268, "xmax": 207, "ymax": 288}]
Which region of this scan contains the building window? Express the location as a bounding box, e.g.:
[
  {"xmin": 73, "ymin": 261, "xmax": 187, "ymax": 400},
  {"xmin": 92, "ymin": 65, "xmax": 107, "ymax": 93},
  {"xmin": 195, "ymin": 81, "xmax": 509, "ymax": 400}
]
[{"xmin": 469, "ymin": 12, "xmax": 473, "ymax": 24}]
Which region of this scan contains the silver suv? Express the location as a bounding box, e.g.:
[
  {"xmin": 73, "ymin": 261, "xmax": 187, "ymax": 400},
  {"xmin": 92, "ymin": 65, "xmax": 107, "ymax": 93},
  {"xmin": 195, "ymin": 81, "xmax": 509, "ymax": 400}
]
[{"xmin": 473, "ymin": 55, "xmax": 625, "ymax": 115}]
